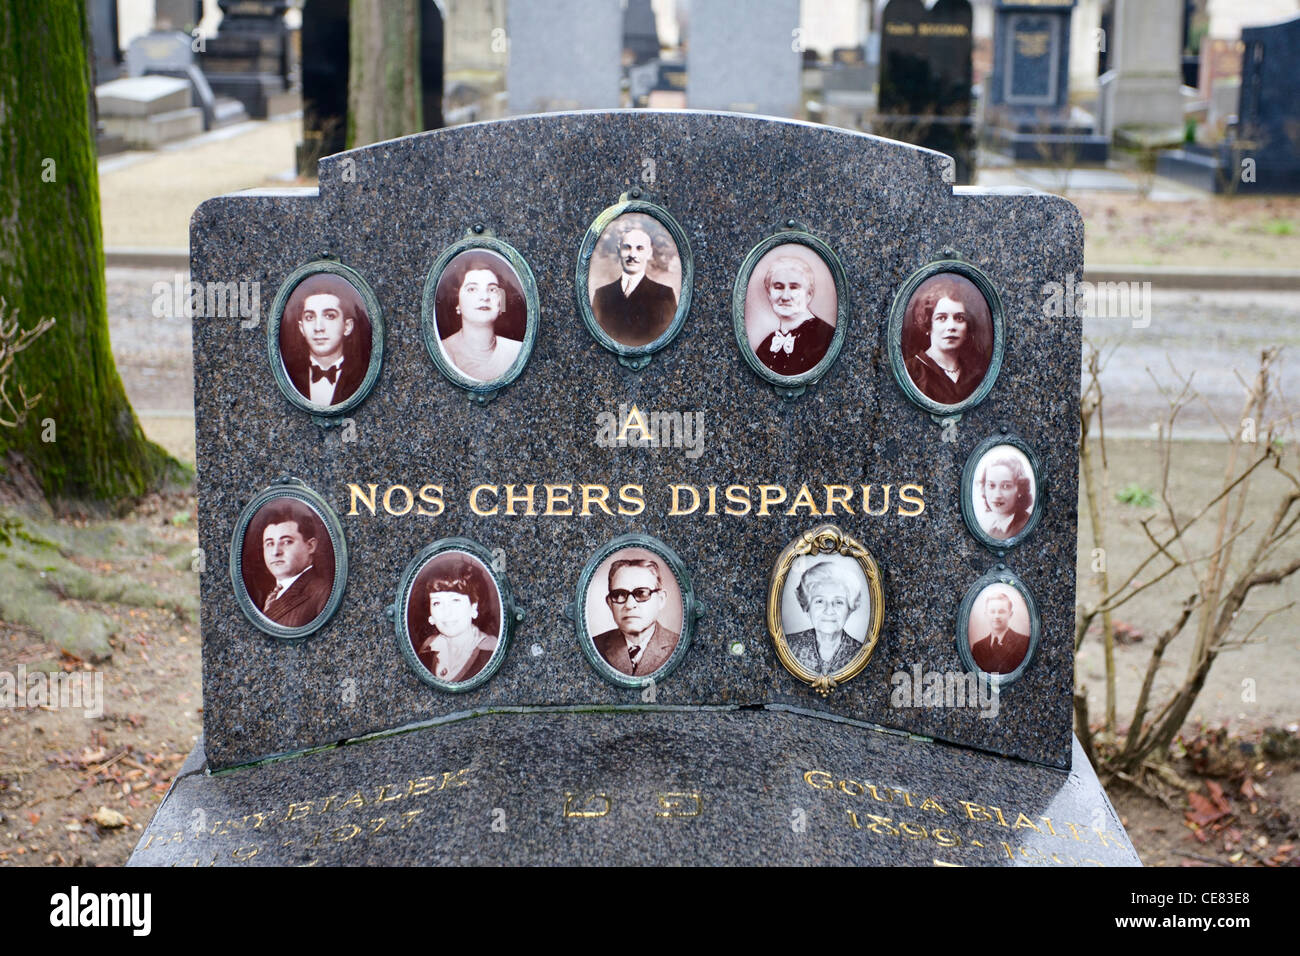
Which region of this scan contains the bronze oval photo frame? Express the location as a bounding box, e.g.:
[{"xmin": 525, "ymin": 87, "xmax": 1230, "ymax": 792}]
[
  {"xmin": 732, "ymin": 226, "xmax": 850, "ymax": 400},
  {"xmin": 420, "ymin": 232, "xmax": 540, "ymax": 403},
  {"xmin": 267, "ymin": 258, "xmax": 385, "ymax": 421},
  {"xmin": 388, "ymin": 537, "xmax": 523, "ymax": 693},
  {"xmin": 886, "ymin": 257, "xmax": 1004, "ymax": 421},
  {"xmin": 767, "ymin": 524, "xmax": 885, "ymax": 696},
  {"xmin": 575, "ymin": 192, "xmax": 694, "ymax": 369},
  {"xmin": 229, "ymin": 477, "xmax": 349, "ymax": 642}
]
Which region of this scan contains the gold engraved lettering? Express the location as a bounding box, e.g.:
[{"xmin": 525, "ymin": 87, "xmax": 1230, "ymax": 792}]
[
  {"xmin": 803, "ymin": 770, "xmax": 834, "ymax": 790},
  {"xmin": 400, "ymin": 810, "xmax": 423, "ymax": 829},
  {"xmin": 544, "ymin": 484, "xmax": 574, "ymax": 516},
  {"xmin": 896, "ymin": 791, "xmax": 915, "ymax": 808},
  {"xmin": 757, "ymin": 484, "xmax": 787, "ymax": 515},
  {"xmin": 339, "ymin": 791, "xmax": 367, "ymax": 811},
  {"xmin": 1064, "ymin": 821, "xmax": 1091, "ymax": 843},
  {"xmin": 862, "ymin": 813, "xmax": 900, "ymax": 836},
  {"xmin": 369, "ymin": 817, "xmax": 387, "ymax": 834},
  {"xmin": 933, "ymin": 828, "xmax": 959, "ymax": 847},
  {"xmin": 383, "ymin": 484, "xmax": 414, "ymax": 516},
  {"xmin": 724, "ymin": 484, "xmax": 751, "ymax": 516},
  {"xmin": 347, "ymin": 483, "xmax": 378, "ymax": 516},
  {"xmin": 960, "ymin": 801, "xmax": 991, "ymax": 822},
  {"xmin": 1013, "ymin": 813, "xmax": 1041, "ymax": 832},
  {"xmin": 469, "ymin": 484, "xmax": 499, "ymax": 515},
  {"xmin": 231, "ymin": 844, "xmax": 259, "ymax": 861},
  {"xmin": 864, "ymin": 783, "xmax": 893, "ymax": 803},
  {"xmin": 407, "ymin": 776, "xmax": 442, "ymax": 798},
  {"xmin": 249, "ymin": 812, "xmax": 270, "ymax": 829},
  {"xmin": 784, "ymin": 483, "xmax": 820, "ymax": 516},
  {"xmin": 899, "ymin": 821, "xmax": 927, "ymax": 839},
  {"xmin": 618, "ymin": 484, "xmax": 645, "ymax": 515},
  {"xmin": 705, "ymin": 485, "xmax": 718, "ymax": 515},
  {"xmin": 1015, "ymin": 30, "xmax": 1050, "ymax": 58},
  {"xmin": 822, "ymin": 484, "xmax": 854, "ymax": 516},
  {"xmin": 839, "ymin": 778, "xmax": 865, "ymax": 796},
  {"xmin": 897, "ymin": 483, "xmax": 925, "ymax": 516},
  {"xmin": 655, "ymin": 792, "xmax": 702, "ymax": 818},
  {"xmin": 581, "ymin": 484, "xmax": 614, "ymax": 516},
  {"xmin": 563, "ymin": 792, "xmax": 612, "ymax": 818},
  {"xmin": 331, "ymin": 824, "xmax": 362, "ymax": 843},
  {"xmin": 375, "ymin": 785, "xmax": 403, "ymax": 804},
  {"xmin": 417, "ymin": 484, "xmax": 445, "ymax": 516},
  {"xmin": 918, "ymin": 797, "xmax": 946, "ymax": 814},
  {"xmin": 990, "ymin": 806, "xmax": 1009, "ymax": 827},
  {"xmin": 503, "ymin": 484, "xmax": 537, "ymax": 516},
  {"xmin": 1093, "ymin": 828, "xmax": 1123, "ymax": 849},
  {"xmin": 862, "ymin": 483, "xmax": 892, "ymax": 515},
  {"xmin": 618, "ymin": 404, "xmax": 651, "ymax": 442},
  {"xmin": 885, "ymin": 22, "xmax": 915, "ymax": 35},
  {"xmin": 319, "ymin": 794, "xmax": 342, "ymax": 813},
  {"xmin": 284, "ymin": 802, "xmax": 314, "ymax": 822},
  {"xmin": 669, "ymin": 484, "xmax": 700, "ymax": 515}
]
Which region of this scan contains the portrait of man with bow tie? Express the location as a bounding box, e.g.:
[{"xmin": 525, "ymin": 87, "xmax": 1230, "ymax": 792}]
[
  {"xmin": 745, "ymin": 246, "xmax": 837, "ymax": 377},
  {"xmin": 279, "ymin": 272, "xmax": 373, "ymax": 408},
  {"xmin": 589, "ymin": 215, "xmax": 680, "ymax": 347}
]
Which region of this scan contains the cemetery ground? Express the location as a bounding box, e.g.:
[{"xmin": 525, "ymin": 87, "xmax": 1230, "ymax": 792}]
[{"xmin": 1, "ymin": 119, "xmax": 1298, "ymax": 867}]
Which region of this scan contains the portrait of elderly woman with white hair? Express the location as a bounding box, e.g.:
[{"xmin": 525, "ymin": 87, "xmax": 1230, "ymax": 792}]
[
  {"xmin": 749, "ymin": 248, "xmax": 837, "ymax": 377},
  {"xmin": 784, "ymin": 559, "xmax": 867, "ymax": 676}
]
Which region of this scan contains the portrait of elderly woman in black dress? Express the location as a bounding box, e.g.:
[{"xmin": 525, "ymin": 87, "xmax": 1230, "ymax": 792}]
[
  {"xmin": 784, "ymin": 559, "xmax": 866, "ymax": 676},
  {"xmin": 408, "ymin": 553, "xmax": 501, "ymax": 685},
  {"xmin": 902, "ymin": 272, "xmax": 993, "ymax": 405},
  {"xmin": 976, "ymin": 448, "xmax": 1035, "ymax": 541}
]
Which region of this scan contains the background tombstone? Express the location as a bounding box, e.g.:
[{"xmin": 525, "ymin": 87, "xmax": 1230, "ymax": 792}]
[
  {"xmin": 982, "ymin": 0, "xmax": 1109, "ymax": 162},
  {"xmin": 624, "ymin": 0, "xmax": 661, "ymax": 66},
  {"xmin": 1157, "ymin": 13, "xmax": 1300, "ymax": 194},
  {"xmin": 506, "ymin": 0, "xmax": 621, "ymax": 113},
  {"xmin": 87, "ymin": 0, "xmax": 123, "ymax": 84},
  {"xmin": 126, "ymin": 29, "xmax": 249, "ymax": 131},
  {"xmin": 873, "ymin": 0, "xmax": 977, "ymax": 185},
  {"xmin": 1097, "ymin": 0, "xmax": 1186, "ymax": 146},
  {"xmin": 94, "ymin": 74, "xmax": 205, "ymax": 148},
  {"xmin": 200, "ymin": 0, "xmax": 298, "ymax": 119},
  {"xmin": 686, "ymin": 0, "xmax": 802, "ymax": 118},
  {"xmin": 127, "ymin": 109, "xmax": 1139, "ymax": 867}
]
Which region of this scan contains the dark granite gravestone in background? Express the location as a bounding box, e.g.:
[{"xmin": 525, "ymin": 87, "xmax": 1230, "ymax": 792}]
[
  {"xmin": 1157, "ymin": 14, "xmax": 1300, "ymax": 195},
  {"xmin": 130, "ymin": 110, "xmax": 1139, "ymax": 866},
  {"xmin": 201, "ymin": 0, "xmax": 295, "ymax": 119},
  {"xmin": 982, "ymin": 0, "xmax": 1108, "ymax": 163},
  {"xmin": 874, "ymin": 0, "xmax": 977, "ymax": 185}
]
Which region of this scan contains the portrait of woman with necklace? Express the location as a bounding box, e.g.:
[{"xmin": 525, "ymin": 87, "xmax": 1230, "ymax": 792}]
[
  {"xmin": 435, "ymin": 250, "xmax": 525, "ymax": 384},
  {"xmin": 902, "ymin": 272, "xmax": 993, "ymax": 406}
]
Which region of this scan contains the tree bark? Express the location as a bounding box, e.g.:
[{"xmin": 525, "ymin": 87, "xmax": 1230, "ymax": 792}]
[
  {"xmin": 0, "ymin": 0, "xmax": 181, "ymax": 503},
  {"xmin": 347, "ymin": 0, "xmax": 422, "ymax": 149}
]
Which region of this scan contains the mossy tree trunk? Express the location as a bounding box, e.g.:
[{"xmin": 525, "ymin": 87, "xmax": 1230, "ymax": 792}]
[
  {"xmin": 347, "ymin": 0, "xmax": 422, "ymax": 148},
  {"xmin": 0, "ymin": 0, "xmax": 181, "ymax": 503}
]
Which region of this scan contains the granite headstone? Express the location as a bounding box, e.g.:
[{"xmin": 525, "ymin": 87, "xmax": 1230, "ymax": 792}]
[
  {"xmin": 506, "ymin": 0, "xmax": 621, "ymax": 113},
  {"xmin": 129, "ymin": 109, "xmax": 1139, "ymax": 866},
  {"xmin": 686, "ymin": 0, "xmax": 802, "ymax": 118}
]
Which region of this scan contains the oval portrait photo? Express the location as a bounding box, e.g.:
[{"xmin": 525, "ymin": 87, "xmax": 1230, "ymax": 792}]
[
  {"xmin": 582, "ymin": 545, "xmax": 685, "ymax": 681},
  {"xmin": 405, "ymin": 550, "xmax": 504, "ymax": 689},
  {"xmin": 237, "ymin": 495, "xmax": 339, "ymax": 634},
  {"xmin": 431, "ymin": 247, "xmax": 530, "ymax": 386},
  {"xmin": 276, "ymin": 270, "xmax": 376, "ymax": 410},
  {"xmin": 743, "ymin": 243, "xmax": 838, "ymax": 378},
  {"xmin": 587, "ymin": 211, "xmax": 683, "ymax": 348},
  {"xmin": 901, "ymin": 271, "xmax": 994, "ymax": 407},
  {"xmin": 966, "ymin": 584, "xmax": 1033, "ymax": 677},
  {"xmin": 779, "ymin": 553, "xmax": 872, "ymax": 677},
  {"xmin": 969, "ymin": 443, "xmax": 1038, "ymax": 544}
]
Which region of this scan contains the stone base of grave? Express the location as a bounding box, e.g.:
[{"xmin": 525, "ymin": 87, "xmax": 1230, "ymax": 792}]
[
  {"xmin": 101, "ymin": 107, "xmax": 205, "ymax": 149},
  {"xmin": 982, "ymin": 120, "xmax": 1110, "ymax": 165},
  {"xmin": 1157, "ymin": 145, "xmax": 1300, "ymax": 195},
  {"xmin": 128, "ymin": 710, "xmax": 1141, "ymax": 867}
]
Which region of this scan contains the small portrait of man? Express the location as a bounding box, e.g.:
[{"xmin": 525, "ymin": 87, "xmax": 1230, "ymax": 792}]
[
  {"xmin": 240, "ymin": 498, "xmax": 335, "ymax": 630},
  {"xmin": 967, "ymin": 586, "xmax": 1032, "ymax": 675},
  {"xmin": 901, "ymin": 272, "xmax": 994, "ymax": 406},
  {"xmin": 588, "ymin": 213, "xmax": 681, "ymax": 347},
  {"xmin": 778, "ymin": 554, "xmax": 872, "ymax": 677},
  {"xmin": 971, "ymin": 445, "xmax": 1036, "ymax": 542},
  {"xmin": 277, "ymin": 272, "xmax": 374, "ymax": 408},
  {"xmin": 743, "ymin": 244, "xmax": 838, "ymax": 377},
  {"xmin": 432, "ymin": 249, "xmax": 528, "ymax": 385},
  {"xmin": 405, "ymin": 550, "xmax": 503, "ymax": 686},
  {"xmin": 584, "ymin": 547, "xmax": 684, "ymax": 678}
]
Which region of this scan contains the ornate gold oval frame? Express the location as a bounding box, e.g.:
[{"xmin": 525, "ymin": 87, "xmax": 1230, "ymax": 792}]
[{"xmin": 767, "ymin": 524, "xmax": 885, "ymax": 696}]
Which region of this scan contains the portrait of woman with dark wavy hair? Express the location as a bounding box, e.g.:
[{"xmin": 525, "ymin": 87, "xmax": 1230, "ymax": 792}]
[
  {"xmin": 407, "ymin": 552, "xmax": 502, "ymax": 684},
  {"xmin": 901, "ymin": 272, "xmax": 993, "ymax": 405}
]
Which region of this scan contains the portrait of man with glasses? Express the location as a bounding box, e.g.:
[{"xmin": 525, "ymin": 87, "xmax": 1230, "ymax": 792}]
[{"xmin": 592, "ymin": 556, "xmax": 681, "ymax": 677}]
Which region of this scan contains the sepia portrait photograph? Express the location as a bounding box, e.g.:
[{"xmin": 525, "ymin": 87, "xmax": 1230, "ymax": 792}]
[
  {"xmin": 966, "ymin": 584, "xmax": 1034, "ymax": 676},
  {"xmin": 430, "ymin": 247, "xmax": 530, "ymax": 385},
  {"xmin": 587, "ymin": 211, "xmax": 683, "ymax": 348},
  {"xmin": 742, "ymin": 242, "xmax": 838, "ymax": 377},
  {"xmin": 404, "ymin": 549, "xmax": 504, "ymax": 687},
  {"xmin": 238, "ymin": 495, "xmax": 338, "ymax": 632},
  {"xmin": 276, "ymin": 270, "xmax": 376, "ymax": 409},
  {"xmin": 582, "ymin": 545, "xmax": 685, "ymax": 679},
  {"xmin": 900, "ymin": 271, "xmax": 994, "ymax": 406},
  {"xmin": 969, "ymin": 443, "xmax": 1038, "ymax": 544},
  {"xmin": 778, "ymin": 553, "xmax": 872, "ymax": 677}
]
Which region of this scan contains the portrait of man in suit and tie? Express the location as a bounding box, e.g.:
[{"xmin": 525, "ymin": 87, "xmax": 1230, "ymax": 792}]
[
  {"xmin": 588, "ymin": 213, "xmax": 681, "ymax": 347},
  {"xmin": 241, "ymin": 498, "xmax": 334, "ymax": 630},
  {"xmin": 277, "ymin": 272, "xmax": 374, "ymax": 408},
  {"xmin": 967, "ymin": 587, "xmax": 1032, "ymax": 675},
  {"xmin": 743, "ymin": 244, "xmax": 838, "ymax": 378},
  {"xmin": 586, "ymin": 550, "xmax": 683, "ymax": 679}
]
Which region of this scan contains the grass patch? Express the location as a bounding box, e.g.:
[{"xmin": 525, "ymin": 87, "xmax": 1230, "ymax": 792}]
[{"xmin": 1116, "ymin": 483, "xmax": 1157, "ymax": 508}]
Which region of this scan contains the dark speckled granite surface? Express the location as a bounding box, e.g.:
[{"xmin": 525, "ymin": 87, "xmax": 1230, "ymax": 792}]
[
  {"xmin": 191, "ymin": 111, "xmax": 1083, "ymax": 773},
  {"xmin": 128, "ymin": 711, "xmax": 1138, "ymax": 866}
]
